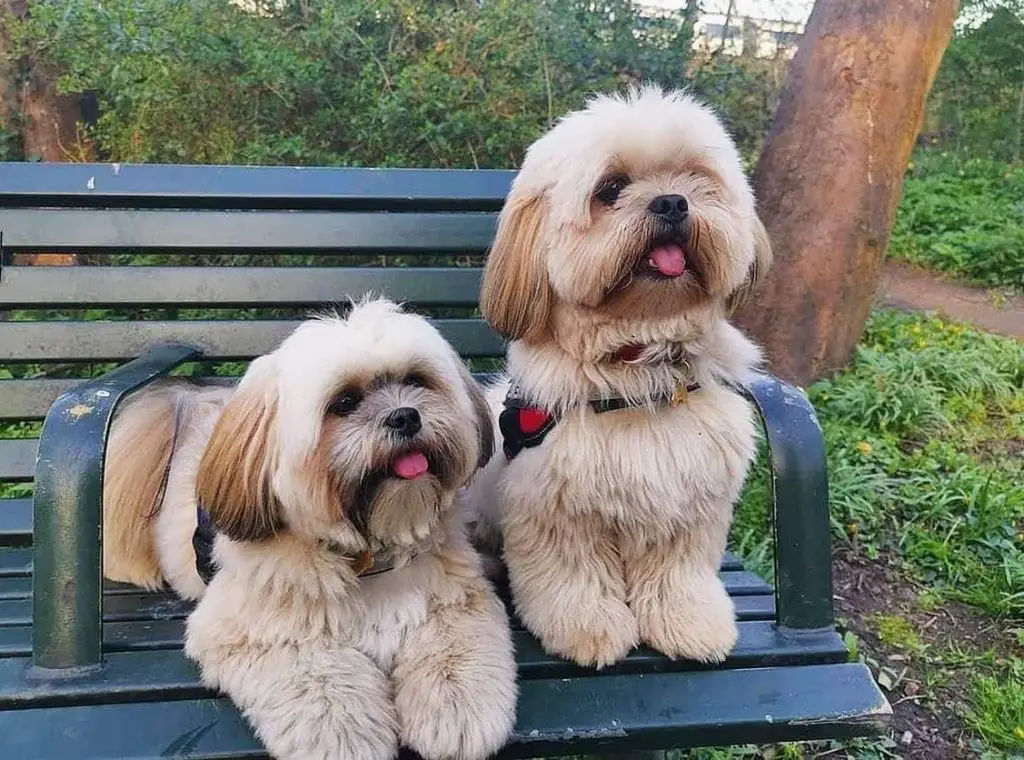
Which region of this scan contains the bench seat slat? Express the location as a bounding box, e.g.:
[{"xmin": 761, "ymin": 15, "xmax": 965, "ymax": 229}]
[
  {"xmin": 0, "ymin": 162, "xmax": 514, "ymax": 211},
  {"xmin": 0, "ymin": 266, "xmax": 485, "ymax": 309},
  {"xmin": 0, "ymin": 662, "xmax": 890, "ymax": 757},
  {"xmin": 0, "ymin": 622, "xmax": 848, "ymax": 697},
  {"xmin": 1, "ymin": 318, "xmax": 504, "ymax": 363},
  {"xmin": 0, "ymin": 571, "xmax": 771, "ymax": 626},
  {"xmin": 0, "ymin": 209, "xmax": 497, "ymax": 252},
  {"xmin": 0, "ymin": 572, "xmax": 772, "ymax": 602}
]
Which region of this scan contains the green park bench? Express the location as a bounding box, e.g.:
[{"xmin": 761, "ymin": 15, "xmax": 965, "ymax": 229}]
[{"xmin": 0, "ymin": 162, "xmax": 890, "ymax": 758}]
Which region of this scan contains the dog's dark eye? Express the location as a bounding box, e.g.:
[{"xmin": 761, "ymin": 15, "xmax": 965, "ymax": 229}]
[
  {"xmin": 596, "ymin": 175, "xmax": 630, "ymax": 205},
  {"xmin": 328, "ymin": 390, "xmax": 363, "ymax": 416},
  {"xmin": 404, "ymin": 372, "xmax": 429, "ymax": 389}
]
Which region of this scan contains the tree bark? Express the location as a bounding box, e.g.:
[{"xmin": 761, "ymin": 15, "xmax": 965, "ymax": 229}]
[
  {"xmin": 733, "ymin": 0, "xmax": 960, "ymax": 387},
  {"xmin": 0, "ymin": 1, "xmax": 20, "ymax": 139},
  {"xmin": 3, "ymin": 0, "xmax": 81, "ymax": 162},
  {"xmin": 3, "ymin": 0, "xmax": 79, "ymax": 267}
]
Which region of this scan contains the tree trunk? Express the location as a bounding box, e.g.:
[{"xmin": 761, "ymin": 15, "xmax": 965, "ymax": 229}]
[
  {"xmin": 0, "ymin": 1, "xmax": 19, "ymax": 140},
  {"xmin": 4, "ymin": 0, "xmax": 79, "ymax": 267},
  {"xmin": 733, "ymin": 0, "xmax": 960, "ymax": 387},
  {"xmin": 3, "ymin": 0, "xmax": 81, "ymax": 162}
]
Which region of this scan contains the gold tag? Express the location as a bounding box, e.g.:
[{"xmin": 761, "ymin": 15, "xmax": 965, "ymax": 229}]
[
  {"xmin": 352, "ymin": 550, "xmax": 374, "ymax": 575},
  {"xmin": 670, "ymin": 383, "xmax": 690, "ymax": 407}
]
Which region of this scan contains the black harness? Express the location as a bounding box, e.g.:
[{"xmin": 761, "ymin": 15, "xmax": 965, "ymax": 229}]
[{"xmin": 498, "ymin": 379, "xmax": 701, "ymax": 461}]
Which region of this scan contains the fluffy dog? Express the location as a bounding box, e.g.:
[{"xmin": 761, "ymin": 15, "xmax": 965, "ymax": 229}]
[
  {"xmin": 102, "ymin": 298, "xmax": 517, "ymax": 760},
  {"xmin": 469, "ymin": 85, "xmax": 772, "ymax": 669}
]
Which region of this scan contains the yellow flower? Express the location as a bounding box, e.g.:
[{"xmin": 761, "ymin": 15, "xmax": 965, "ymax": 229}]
[
  {"xmin": 846, "ymin": 523, "xmax": 859, "ymax": 536},
  {"xmin": 1014, "ymin": 726, "xmax": 1024, "ymax": 741},
  {"xmin": 917, "ymin": 340, "xmax": 928, "ymax": 348},
  {"xmin": 911, "ymin": 325, "xmax": 922, "ymax": 334},
  {"xmin": 856, "ymin": 441, "xmax": 873, "ymax": 456}
]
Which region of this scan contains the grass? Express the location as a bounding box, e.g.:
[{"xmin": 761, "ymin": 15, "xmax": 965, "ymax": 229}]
[
  {"xmin": 729, "ymin": 308, "xmax": 1024, "ymax": 757},
  {"xmin": 966, "ymin": 662, "xmax": 1024, "ymax": 752},
  {"xmin": 888, "ymin": 152, "xmax": 1024, "ymax": 290}
]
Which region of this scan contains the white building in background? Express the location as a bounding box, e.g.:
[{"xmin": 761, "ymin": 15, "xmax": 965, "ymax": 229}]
[{"xmin": 641, "ymin": 0, "xmax": 814, "ymax": 59}]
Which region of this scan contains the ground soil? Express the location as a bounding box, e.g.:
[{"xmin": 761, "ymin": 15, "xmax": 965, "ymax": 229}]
[
  {"xmin": 833, "ymin": 549, "xmax": 1018, "ymax": 759},
  {"xmin": 879, "ymin": 261, "xmax": 1024, "ymax": 340}
]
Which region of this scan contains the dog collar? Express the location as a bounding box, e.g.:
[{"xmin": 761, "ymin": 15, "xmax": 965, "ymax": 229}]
[
  {"xmin": 192, "ymin": 506, "xmax": 404, "ymax": 584},
  {"xmin": 499, "ymin": 378, "xmax": 701, "ymax": 461}
]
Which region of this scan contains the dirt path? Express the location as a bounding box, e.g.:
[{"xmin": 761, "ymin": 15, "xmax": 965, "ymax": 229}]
[{"xmin": 879, "ymin": 261, "xmax": 1024, "ymax": 339}]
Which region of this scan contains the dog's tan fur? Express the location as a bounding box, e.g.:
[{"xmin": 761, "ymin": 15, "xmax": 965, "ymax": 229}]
[
  {"xmin": 102, "ymin": 299, "xmax": 516, "ymax": 760},
  {"xmin": 469, "ymin": 86, "xmax": 771, "ymax": 668}
]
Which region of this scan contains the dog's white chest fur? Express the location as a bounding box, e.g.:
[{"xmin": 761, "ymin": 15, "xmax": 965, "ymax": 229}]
[{"xmin": 505, "ymin": 386, "xmax": 758, "ymax": 533}]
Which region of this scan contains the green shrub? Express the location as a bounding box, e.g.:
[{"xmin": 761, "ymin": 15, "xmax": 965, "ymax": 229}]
[
  {"xmin": 13, "ymin": 0, "xmax": 700, "ymax": 168},
  {"xmin": 889, "ymin": 154, "xmax": 1024, "ymax": 289}
]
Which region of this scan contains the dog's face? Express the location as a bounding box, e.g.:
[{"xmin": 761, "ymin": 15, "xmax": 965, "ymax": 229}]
[
  {"xmin": 195, "ymin": 299, "xmax": 493, "ymax": 554},
  {"xmin": 481, "ymin": 86, "xmax": 771, "ymax": 353}
]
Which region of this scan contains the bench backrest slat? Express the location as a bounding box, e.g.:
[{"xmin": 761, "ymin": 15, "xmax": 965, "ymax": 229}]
[
  {"xmin": 2, "ymin": 319, "xmax": 504, "ymax": 364},
  {"xmin": 0, "ymin": 266, "xmax": 484, "ymax": 309},
  {"xmin": 0, "ymin": 163, "xmax": 514, "ymax": 211},
  {"xmin": 0, "ymin": 210, "xmax": 497, "ymax": 252}
]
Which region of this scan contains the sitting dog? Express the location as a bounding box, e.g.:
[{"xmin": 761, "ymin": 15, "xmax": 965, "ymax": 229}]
[
  {"xmin": 468, "ymin": 85, "xmax": 772, "ymax": 669},
  {"xmin": 102, "ymin": 298, "xmax": 517, "ymax": 760}
]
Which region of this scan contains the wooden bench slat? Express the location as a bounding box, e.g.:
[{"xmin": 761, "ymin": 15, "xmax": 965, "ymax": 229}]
[
  {"xmin": 0, "ymin": 380, "xmax": 80, "ymax": 422},
  {"xmin": 0, "ymin": 663, "xmax": 890, "ymax": 757},
  {"xmin": 0, "ymin": 622, "xmax": 847, "ymax": 692},
  {"xmin": 0, "ymin": 372, "xmax": 507, "ymax": 423},
  {"xmin": 0, "ymin": 571, "xmax": 773, "ymax": 603},
  {"xmin": 0, "ymin": 162, "xmax": 513, "ymax": 211},
  {"xmin": 0, "ymin": 209, "xmax": 497, "ymax": 252},
  {"xmin": 0, "ymin": 571, "xmax": 771, "ymax": 627},
  {"xmin": 0, "ymin": 549, "xmax": 30, "ymax": 578},
  {"xmin": 0, "ymin": 500, "xmax": 33, "ymax": 547},
  {"xmin": 0, "ymin": 266, "xmax": 485, "ymax": 309},
  {"xmin": 1, "ymin": 318, "xmax": 504, "ymax": 363},
  {"xmin": 0, "ymin": 440, "xmax": 35, "ymax": 482}
]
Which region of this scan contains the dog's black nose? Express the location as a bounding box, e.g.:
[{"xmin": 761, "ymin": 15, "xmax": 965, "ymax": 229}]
[
  {"xmin": 384, "ymin": 407, "xmax": 421, "ymax": 438},
  {"xmin": 648, "ymin": 194, "xmax": 688, "ymax": 223}
]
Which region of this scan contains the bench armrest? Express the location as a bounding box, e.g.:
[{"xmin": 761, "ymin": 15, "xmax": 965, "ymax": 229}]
[
  {"xmin": 740, "ymin": 373, "xmax": 833, "ymax": 632},
  {"xmin": 32, "ymin": 343, "xmax": 201, "ymax": 673}
]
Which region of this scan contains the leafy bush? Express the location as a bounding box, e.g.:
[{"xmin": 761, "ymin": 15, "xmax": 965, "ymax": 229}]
[
  {"xmin": 12, "ymin": 0, "xmax": 701, "ymax": 168},
  {"xmin": 889, "ymin": 154, "xmax": 1024, "ymax": 289}
]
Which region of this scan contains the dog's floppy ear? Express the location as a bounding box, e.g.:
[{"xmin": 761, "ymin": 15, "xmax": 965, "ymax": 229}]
[
  {"xmin": 726, "ymin": 213, "xmax": 773, "ymax": 316},
  {"xmin": 196, "ymin": 358, "xmax": 282, "ymax": 542},
  {"xmin": 457, "ymin": 360, "xmax": 495, "ymax": 468},
  {"xmin": 480, "ymin": 190, "xmax": 553, "ymax": 342}
]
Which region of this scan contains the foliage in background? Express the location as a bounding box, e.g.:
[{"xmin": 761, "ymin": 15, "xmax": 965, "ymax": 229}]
[
  {"xmin": 889, "ymin": 153, "xmax": 1024, "ymax": 289},
  {"xmin": 925, "ymin": 2, "xmax": 1024, "ymax": 163},
  {"xmin": 10, "ymin": 0, "xmax": 702, "ymax": 167}
]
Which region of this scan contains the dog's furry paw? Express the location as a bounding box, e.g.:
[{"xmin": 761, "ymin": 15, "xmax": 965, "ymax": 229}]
[
  {"xmin": 397, "ymin": 677, "xmax": 515, "ymax": 760},
  {"xmin": 535, "ymin": 596, "xmax": 638, "ymax": 669},
  {"xmin": 636, "ymin": 575, "xmax": 737, "ymax": 663},
  {"xmin": 394, "ymin": 590, "xmax": 517, "ymax": 760}
]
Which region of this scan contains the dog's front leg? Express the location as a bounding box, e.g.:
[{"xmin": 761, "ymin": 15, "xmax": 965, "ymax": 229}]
[
  {"xmin": 623, "ymin": 515, "xmax": 738, "ymax": 663},
  {"xmin": 186, "ymin": 627, "xmax": 398, "ymax": 760},
  {"xmin": 503, "ymin": 509, "xmax": 638, "ymax": 668},
  {"xmin": 392, "ymin": 565, "xmax": 517, "ymax": 760}
]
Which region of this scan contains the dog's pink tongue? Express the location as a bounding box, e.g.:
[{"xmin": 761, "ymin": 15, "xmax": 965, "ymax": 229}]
[
  {"xmin": 648, "ymin": 243, "xmax": 686, "ymax": 277},
  {"xmin": 392, "ymin": 451, "xmax": 429, "ymax": 480}
]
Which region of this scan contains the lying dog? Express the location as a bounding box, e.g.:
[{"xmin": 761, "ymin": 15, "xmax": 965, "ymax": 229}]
[{"xmin": 103, "ymin": 298, "xmax": 517, "ymax": 760}]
